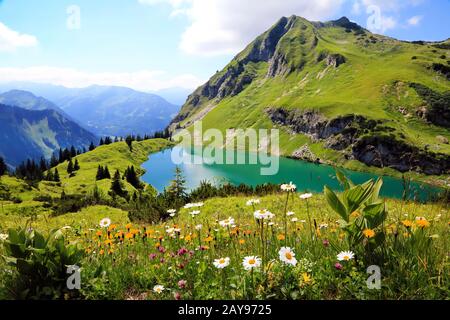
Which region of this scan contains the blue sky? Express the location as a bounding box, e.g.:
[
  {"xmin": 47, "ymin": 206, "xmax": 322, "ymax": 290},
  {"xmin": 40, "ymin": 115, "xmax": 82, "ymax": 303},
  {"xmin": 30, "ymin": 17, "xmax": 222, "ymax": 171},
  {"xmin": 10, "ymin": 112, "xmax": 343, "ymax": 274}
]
[{"xmin": 0, "ymin": 0, "xmax": 448, "ymax": 92}]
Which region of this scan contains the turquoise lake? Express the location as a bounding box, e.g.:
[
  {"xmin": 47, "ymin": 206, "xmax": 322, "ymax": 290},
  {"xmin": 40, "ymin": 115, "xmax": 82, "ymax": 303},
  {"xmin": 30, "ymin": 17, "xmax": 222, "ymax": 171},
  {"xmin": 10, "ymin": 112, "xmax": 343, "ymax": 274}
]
[{"xmin": 141, "ymin": 146, "xmax": 443, "ymax": 201}]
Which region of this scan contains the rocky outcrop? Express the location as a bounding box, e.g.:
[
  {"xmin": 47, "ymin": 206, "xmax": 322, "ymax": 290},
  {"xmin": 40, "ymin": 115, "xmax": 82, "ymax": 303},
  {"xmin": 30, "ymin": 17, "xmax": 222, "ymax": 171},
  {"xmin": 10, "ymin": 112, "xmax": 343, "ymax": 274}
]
[
  {"xmin": 326, "ymin": 54, "xmax": 346, "ymax": 67},
  {"xmin": 291, "ymin": 144, "xmax": 321, "ymax": 163},
  {"xmin": 410, "ymin": 83, "xmax": 450, "ymax": 128},
  {"xmin": 266, "ymin": 108, "xmax": 450, "ymax": 175},
  {"xmin": 353, "ymin": 136, "xmax": 450, "ymax": 175},
  {"xmin": 266, "ymin": 108, "xmax": 377, "ymax": 145}
]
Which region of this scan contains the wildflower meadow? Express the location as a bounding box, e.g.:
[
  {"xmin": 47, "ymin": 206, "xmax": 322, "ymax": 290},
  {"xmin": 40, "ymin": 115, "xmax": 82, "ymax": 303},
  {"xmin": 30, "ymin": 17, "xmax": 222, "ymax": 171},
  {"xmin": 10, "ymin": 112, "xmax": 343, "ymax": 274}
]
[{"xmin": 0, "ymin": 172, "xmax": 448, "ymax": 300}]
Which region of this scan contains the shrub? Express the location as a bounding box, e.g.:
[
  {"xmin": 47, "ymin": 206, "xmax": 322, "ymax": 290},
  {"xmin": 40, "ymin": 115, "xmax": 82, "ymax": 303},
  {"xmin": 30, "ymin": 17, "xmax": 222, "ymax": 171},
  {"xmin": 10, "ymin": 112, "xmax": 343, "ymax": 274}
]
[{"xmin": 1, "ymin": 227, "xmax": 84, "ymax": 299}]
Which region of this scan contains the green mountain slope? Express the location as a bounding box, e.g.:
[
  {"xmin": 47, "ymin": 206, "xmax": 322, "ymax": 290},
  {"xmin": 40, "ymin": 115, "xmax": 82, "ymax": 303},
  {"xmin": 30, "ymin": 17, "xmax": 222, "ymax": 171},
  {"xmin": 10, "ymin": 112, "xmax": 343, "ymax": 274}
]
[
  {"xmin": 0, "ymin": 104, "xmax": 97, "ymax": 166},
  {"xmin": 171, "ymin": 16, "xmax": 450, "ymax": 179}
]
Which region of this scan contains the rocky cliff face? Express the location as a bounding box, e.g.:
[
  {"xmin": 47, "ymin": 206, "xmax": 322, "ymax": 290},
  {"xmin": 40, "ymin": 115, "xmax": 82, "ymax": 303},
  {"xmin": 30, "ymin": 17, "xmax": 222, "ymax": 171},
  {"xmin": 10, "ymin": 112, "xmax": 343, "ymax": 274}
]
[{"xmin": 266, "ymin": 108, "xmax": 450, "ymax": 175}]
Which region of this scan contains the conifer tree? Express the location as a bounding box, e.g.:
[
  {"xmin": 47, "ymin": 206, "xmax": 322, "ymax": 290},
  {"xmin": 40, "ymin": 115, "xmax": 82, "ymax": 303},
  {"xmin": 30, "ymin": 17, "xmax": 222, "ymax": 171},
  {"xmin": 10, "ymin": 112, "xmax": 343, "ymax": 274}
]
[
  {"xmin": 74, "ymin": 159, "xmax": 80, "ymax": 171},
  {"xmin": 67, "ymin": 159, "xmax": 74, "ymax": 174},
  {"xmin": 104, "ymin": 166, "xmax": 111, "ymax": 179},
  {"xmin": 0, "ymin": 157, "xmax": 7, "ymax": 176},
  {"xmin": 54, "ymin": 168, "xmax": 60, "ymax": 182},
  {"xmin": 109, "ymin": 169, "xmax": 128, "ymax": 199},
  {"xmin": 96, "ymin": 165, "xmax": 104, "ymax": 181}
]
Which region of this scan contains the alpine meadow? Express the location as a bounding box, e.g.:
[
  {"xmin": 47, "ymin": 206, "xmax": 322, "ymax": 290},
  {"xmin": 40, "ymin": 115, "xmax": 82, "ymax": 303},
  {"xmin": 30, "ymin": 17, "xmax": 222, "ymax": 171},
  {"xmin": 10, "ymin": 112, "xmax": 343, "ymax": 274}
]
[{"xmin": 0, "ymin": 1, "xmax": 449, "ymax": 305}]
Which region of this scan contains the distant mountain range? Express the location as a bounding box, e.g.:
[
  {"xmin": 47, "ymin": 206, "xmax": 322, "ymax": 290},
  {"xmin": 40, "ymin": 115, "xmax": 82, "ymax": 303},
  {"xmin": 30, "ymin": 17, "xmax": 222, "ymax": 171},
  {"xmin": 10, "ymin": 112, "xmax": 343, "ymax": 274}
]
[
  {"xmin": 0, "ymin": 83, "xmax": 182, "ymax": 137},
  {"xmin": 0, "ymin": 104, "xmax": 97, "ymax": 167},
  {"xmin": 0, "ymin": 89, "xmax": 76, "ymax": 124},
  {"xmin": 0, "ymin": 83, "xmax": 183, "ymax": 166},
  {"xmin": 55, "ymin": 85, "xmax": 180, "ymax": 137}
]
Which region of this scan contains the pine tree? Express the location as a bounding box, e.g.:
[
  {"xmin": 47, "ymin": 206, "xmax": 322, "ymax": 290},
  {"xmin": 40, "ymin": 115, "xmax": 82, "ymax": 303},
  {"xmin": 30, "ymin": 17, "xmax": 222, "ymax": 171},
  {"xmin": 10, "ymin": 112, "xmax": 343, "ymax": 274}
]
[
  {"xmin": 109, "ymin": 169, "xmax": 128, "ymax": 199},
  {"xmin": 125, "ymin": 135, "xmax": 133, "ymax": 152},
  {"xmin": 96, "ymin": 165, "xmax": 104, "ymax": 181},
  {"xmin": 89, "ymin": 142, "xmax": 96, "ymax": 151},
  {"xmin": 167, "ymin": 166, "xmax": 187, "ymax": 201},
  {"xmin": 70, "ymin": 146, "xmax": 77, "ymax": 158},
  {"xmin": 50, "ymin": 154, "xmax": 59, "ymax": 168},
  {"xmin": 54, "ymin": 168, "xmax": 60, "ymax": 182},
  {"xmin": 99, "ymin": 138, "xmax": 104, "ymax": 146},
  {"xmin": 74, "ymin": 159, "xmax": 80, "ymax": 171},
  {"xmin": 104, "ymin": 166, "xmax": 111, "ymax": 179},
  {"xmin": 67, "ymin": 159, "xmax": 74, "ymax": 174},
  {"xmin": 39, "ymin": 158, "xmax": 48, "ymax": 172},
  {"xmin": 125, "ymin": 165, "xmax": 141, "ymax": 189},
  {"xmin": 0, "ymin": 157, "xmax": 7, "ymax": 176}
]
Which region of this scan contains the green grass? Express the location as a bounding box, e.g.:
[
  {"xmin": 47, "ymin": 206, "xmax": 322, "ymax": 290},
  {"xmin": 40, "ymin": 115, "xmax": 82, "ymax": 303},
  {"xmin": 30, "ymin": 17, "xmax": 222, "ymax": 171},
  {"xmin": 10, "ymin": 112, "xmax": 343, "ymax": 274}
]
[
  {"xmin": 1, "ymin": 191, "xmax": 448, "ymax": 300},
  {"xmin": 175, "ymin": 17, "xmax": 450, "ymax": 185},
  {"xmin": 0, "ymin": 139, "xmax": 172, "ymax": 231}
]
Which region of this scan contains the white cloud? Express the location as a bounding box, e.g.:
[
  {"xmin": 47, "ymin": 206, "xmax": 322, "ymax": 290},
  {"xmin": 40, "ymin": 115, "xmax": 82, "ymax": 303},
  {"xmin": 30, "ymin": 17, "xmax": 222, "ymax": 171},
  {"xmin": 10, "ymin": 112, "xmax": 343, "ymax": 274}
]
[
  {"xmin": 140, "ymin": 0, "xmax": 344, "ymax": 56},
  {"xmin": 0, "ymin": 66, "xmax": 204, "ymax": 91},
  {"xmin": 0, "ymin": 22, "xmax": 38, "ymax": 52},
  {"xmin": 407, "ymin": 15, "xmax": 422, "ymax": 26}
]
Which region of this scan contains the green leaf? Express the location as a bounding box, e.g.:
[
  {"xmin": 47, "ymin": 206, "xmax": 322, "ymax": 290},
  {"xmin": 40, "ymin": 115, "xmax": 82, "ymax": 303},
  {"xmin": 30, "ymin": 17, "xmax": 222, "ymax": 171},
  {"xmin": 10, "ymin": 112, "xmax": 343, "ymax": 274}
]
[
  {"xmin": 336, "ymin": 169, "xmax": 354, "ymax": 190},
  {"xmin": 324, "ymin": 186, "xmax": 349, "ymax": 222},
  {"xmin": 344, "ymin": 182, "xmax": 374, "ymax": 213},
  {"xmin": 363, "ymin": 202, "xmax": 386, "ymax": 228}
]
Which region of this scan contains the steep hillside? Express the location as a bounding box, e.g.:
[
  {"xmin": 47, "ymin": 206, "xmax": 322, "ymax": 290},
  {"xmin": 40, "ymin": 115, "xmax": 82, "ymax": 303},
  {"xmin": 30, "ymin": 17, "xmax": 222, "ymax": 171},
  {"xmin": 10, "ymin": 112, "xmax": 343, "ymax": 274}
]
[
  {"xmin": 0, "ymin": 104, "xmax": 97, "ymax": 166},
  {"xmin": 172, "ymin": 16, "xmax": 450, "ymax": 178}
]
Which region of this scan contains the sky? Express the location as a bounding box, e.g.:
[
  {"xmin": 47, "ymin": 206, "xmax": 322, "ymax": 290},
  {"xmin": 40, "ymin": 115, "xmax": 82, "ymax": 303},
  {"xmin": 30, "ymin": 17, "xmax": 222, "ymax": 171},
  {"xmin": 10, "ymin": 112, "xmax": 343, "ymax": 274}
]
[{"xmin": 0, "ymin": 0, "xmax": 449, "ymax": 92}]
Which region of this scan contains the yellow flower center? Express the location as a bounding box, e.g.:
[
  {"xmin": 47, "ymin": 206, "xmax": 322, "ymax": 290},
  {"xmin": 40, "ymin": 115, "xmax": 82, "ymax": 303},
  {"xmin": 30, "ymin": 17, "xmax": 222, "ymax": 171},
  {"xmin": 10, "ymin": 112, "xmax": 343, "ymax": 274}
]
[
  {"xmin": 249, "ymin": 259, "xmax": 256, "ymax": 265},
  {"xmin": 219, "ymin": 259, "xmax": 225, "ymax": 264},
  {"xmin": 343, "ymin": 255, "xmax": 350, "ymax": 261},
  {"xmin": 285, "ymin": 252, "xmax": 293, "ymax": 260}
]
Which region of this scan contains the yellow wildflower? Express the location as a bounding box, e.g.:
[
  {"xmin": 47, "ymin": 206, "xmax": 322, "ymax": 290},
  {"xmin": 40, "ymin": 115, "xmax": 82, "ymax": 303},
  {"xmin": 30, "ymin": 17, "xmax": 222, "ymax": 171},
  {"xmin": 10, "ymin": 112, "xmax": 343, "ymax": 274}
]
[
  {"xmin": 302, "ymin": 273, "xmax": 312, "ymax": 284},
  {"xmin": 416, "ymin": 218, "xmax": 430, "ymax": 229},
  {"xmin": 363, "ymin": 229, "xmax": 376, "ymax": 238},
  {"xmin": 277, "ymin": 234, "xmax": 285, "ymax": 241},
  {"xmin": 350, "ymin": 211, "xmax": 361, "ymax": 218},
  {"xmin": 402, "ymin": 220, "xmax": 413, "ymax": 228}
]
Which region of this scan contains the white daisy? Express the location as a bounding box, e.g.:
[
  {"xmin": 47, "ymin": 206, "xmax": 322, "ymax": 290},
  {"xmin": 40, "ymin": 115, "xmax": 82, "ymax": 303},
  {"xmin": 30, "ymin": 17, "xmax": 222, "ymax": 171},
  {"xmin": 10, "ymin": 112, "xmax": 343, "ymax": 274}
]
[
  {"xmin": 254, "ymin": 209, "xmax": 274, "ymax": 220},
  {"xmin": 242, "ymin": 256, "xmax": 262, "ymax": 270},
  {"xmin": 291, "ymin": 218, "xmax": 298, "ymax": 222},
  {"xmin": 213, "ymin": 257, "xmax": 230, "ymax": 269},
  {"xmin": 287, "ymin": 211, "xmax": 295, "ymax": 216},
  {"xmin": 219, "ymin": 217, "xmax": 235, "ymax": 228},
  {"xmin": 337, "ymin": 251, "xmax": 355, "ymax": 262},
  {"xmin": 195, "ymin": 224, "xmax": 203, "ymax": 231},
  {"xmin": 99, "ymin": 218, "xmax": 111, "ymax": 228},
  {"xmin": 281, "ymin": 182, "xmax": 297, "ymax": 192},
  {"xmin": 190, "ymin": 210, "xmax": 200, "ymax": 217},
  {"xmin": 246, "ymin": 199, "xmax": 261, "ymax": 206},
  {"xmin": 299, "ymin": 193, "xmax": 313, "ymax": 200},
  {"xmin": 153, "ymin": 285, "xmax": 165, "ymax": 294},
  {"xmin": 0, "ymin": 233, "xmax": 8, "ymax": 241},
  {"xmin": 278, "ymin": 247, "xmax": 297, "ymax": 266},
  {"xmin": 185, "ymin": 202, "xmax": 204, "ymax": 209}
]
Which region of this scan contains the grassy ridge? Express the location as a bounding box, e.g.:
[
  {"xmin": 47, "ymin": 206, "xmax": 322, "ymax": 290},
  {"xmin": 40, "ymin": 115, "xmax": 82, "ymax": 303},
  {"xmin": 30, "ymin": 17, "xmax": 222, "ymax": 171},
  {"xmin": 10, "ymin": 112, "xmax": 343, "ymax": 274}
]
[{"xmin": 0, "ymin": 139, "xmax": 172, "ymax": 230}]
